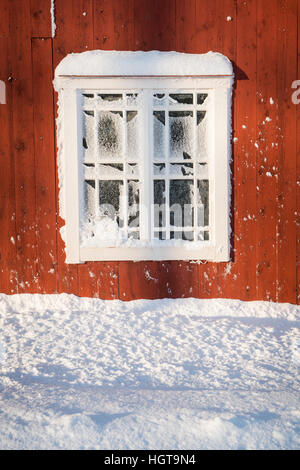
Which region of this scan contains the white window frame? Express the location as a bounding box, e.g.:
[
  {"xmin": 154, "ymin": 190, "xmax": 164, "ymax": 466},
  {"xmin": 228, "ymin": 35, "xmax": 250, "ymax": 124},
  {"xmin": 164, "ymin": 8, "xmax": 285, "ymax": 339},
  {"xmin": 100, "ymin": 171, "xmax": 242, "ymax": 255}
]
[{"xmin": 56, "ymin": 75, "xmax": 232, "ymax": 263}]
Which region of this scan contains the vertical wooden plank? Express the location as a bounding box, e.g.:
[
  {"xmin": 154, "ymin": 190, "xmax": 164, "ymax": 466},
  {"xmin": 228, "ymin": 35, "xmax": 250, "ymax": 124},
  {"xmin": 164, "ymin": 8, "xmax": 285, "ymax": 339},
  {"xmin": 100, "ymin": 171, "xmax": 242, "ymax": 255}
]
[
  {"xmin": 30, "ymin": 0, "xmax": 52, "ymax": 37},
  {"xmin": 298, "ymin": 0, "xmax": 300, "ymax": 304},
  {"xmin": 176, "ymin": 0, "xmax": 197, "ymax": 53},
  {"xmin": 119, "ymin": 262, "xmax": 160, "ymax": 300},
  {"xmin": 118, "ymin": 0, "xmax": 176, "ymax": 299},
  {"xmin": 255, "ymin": 1, "xmax": 278, "ymax": 301},
  {"xmin": 0, "ymin": 35, "xmax": 18, "ymax": 294},
  {"xmin": 94, "ymin": 0, "xmax": 134, "ymax": 50},
  {"xmin": 0, "ymin": 0, "xmax": 9, "ymax": 38},
  {"xmin": 133, "ymin": 0, "xmax": 175, "ymax": 51},
  {"xmin": 32, "ymin": 38, "xmax": 57, "ymax": 293},
  {"xmin": 9, "ymin": 0, "xmax": 39, "ymax": 293},
  {"xmin": 276, "ymin": 0, "xmax": 297, "ymax": 303},
  {"xmin": 219, "ymin": 0, "xmax": 257, "ymax": 300},
  {"xmin": 53, "ymin": 0, "xmax": 93, "ymax": 295}
]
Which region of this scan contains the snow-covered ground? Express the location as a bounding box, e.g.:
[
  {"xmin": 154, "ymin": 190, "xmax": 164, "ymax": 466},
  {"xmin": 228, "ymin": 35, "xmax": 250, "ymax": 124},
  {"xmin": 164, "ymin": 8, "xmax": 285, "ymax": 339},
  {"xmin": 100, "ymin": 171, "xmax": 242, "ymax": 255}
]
[{"xmin": 0, "ymin": 294, "xmax": 299, "ymax": 450}]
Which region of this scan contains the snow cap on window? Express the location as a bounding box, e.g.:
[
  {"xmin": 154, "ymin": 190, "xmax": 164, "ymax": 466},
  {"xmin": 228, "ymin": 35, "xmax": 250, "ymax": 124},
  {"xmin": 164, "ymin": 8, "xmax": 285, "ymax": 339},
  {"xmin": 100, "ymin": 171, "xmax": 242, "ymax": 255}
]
[{"xmin": 54, "ymin": 50, "xmax": 233, "ymax": 82}]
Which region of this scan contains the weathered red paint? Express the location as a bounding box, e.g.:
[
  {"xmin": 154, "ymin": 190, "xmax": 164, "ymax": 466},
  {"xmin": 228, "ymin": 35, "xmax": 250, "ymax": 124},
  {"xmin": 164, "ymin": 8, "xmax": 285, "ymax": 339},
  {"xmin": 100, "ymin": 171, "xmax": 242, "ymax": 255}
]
[{"xmin": 0, "ymin": 0, "xmax": 298, "ymax": 303}]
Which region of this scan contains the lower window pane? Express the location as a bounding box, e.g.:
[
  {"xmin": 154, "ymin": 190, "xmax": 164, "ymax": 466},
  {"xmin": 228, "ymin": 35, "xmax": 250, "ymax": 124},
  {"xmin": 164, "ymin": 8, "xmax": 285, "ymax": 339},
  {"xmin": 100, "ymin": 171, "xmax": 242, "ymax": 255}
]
[
  {"xmin": 99, "ymin": 180, "xmax": 124, "ymax": 227},
  {"xmin": 197, "ymin": 180, "xmax": 209, "ymax": 226},
  {"xmin": 128, "ymin": 180, "xmax": 139, "ymax": 228},
  {"xmin": 170, "ymin": 179, "xmax": 193, "ymax": 228},
  {"xmin": 170, "ymin": 231, "xmax": 194, "ymax": 241},
  {"xmin": 153, "ymin": 180, "xmax": 166, "ymax": 228}
]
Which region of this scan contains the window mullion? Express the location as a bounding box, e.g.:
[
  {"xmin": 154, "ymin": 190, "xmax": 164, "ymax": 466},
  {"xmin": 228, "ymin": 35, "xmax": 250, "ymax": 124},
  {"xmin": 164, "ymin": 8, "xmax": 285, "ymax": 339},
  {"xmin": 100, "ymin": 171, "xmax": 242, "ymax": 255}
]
[
  {"xmin": 123, "ymin": 104, "xmax": 128, "ymax": 237},
  {"xmin": 165, "ymin": 96, "xmax": 170, "ymax": 240},
  {"xmin": 193, "ymin": 91, "xmax": 197, "ymax": 241},
  {"xmin": 141, "ymin": 89, "xmax": 151, "ymax": 241}
]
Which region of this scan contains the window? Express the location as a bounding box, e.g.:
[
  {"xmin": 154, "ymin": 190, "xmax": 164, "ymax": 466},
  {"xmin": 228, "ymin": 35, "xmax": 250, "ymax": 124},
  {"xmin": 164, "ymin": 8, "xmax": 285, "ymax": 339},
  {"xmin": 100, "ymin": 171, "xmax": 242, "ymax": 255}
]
[{"xmin": 54, "ymin": 51, "xmax": 233, "ymax": 263}]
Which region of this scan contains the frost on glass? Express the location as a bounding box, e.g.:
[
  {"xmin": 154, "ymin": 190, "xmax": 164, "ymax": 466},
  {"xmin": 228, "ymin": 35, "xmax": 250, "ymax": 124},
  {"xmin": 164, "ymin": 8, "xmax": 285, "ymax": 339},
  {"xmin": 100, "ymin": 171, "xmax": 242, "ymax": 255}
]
[
  {"xmin": 153, "ymin": 111, "xmax": 165, "ymax": 160},
  {"xmin": 197, "ymin": 111, "xmax": 207, "ymax": 161},
  {"xmin": 96, "ymin": 94, "xmax": 123, "ymax": 106},
  {"xmin": 82, "ymin": 93, "xmax": 94, "ymax": 106},
  {"xmin": 128, "ymin": 180, "xmax": 139, "ymax": 229},
  {"xmin": 169, "ymin": 93, "xmax": 193, "ymax": 105},
  {"xmin": 196, "ymin": 163, "xmax": 208, "ymax": 179},
  {"xmin": 198, "ymin": 231, "xmax": 209, "ymax": 241},
  {"xmin": 126, "ymin": 93, "xmax": 139, "ymax": 106},
  {"xmin": 153, "ymin": 93, "xmax": 166, "ymax": 106},
  {"xmin": 169, "ymin": 180, "xmax": 193, "ymax": 228},
  {"xmin": 170, "ymin": 230, "xmax": 194, "ymax": 241},
  {"xmin": 169, "ymin": 163, "xmax": 193, "ymax": 177},
  {"xmin": 153, "ymin": 163, "xmax": 166, "ymax": 176},
  {"xmin": 127, "ymin": 163, "xmax": 139, "ymax": 177},
  {"xmin": 127, "ymin": 111, "xmax": 139, "ymax": 160},
  {"xmin": 128, "ymin": 231, "xmax": 140, "ymax": 240},
  {"xmin": 154, "ymin": 231, "xmax": 166, "ymax": 240},
  {"xmin": 169, "ymin": 111, "xmax": 193, "ymax": 160},
  {"xmin": 84, "ymin": 180, "xmax": 95, "ymax": 219},
  {"xmin": 197, "ymin": 93, "xmax": 208, "ymax": 105},
  {"xmin": 98, "ymin": 111, "xmax": 123, "ymax": 159},
  {"xmin": 99, "ymin": 180, "xmax": 124, "ymax": 227},
  {"xmin": 82, "ymin": 110, "xmax": 95, "ymax": 161},
  {"xmin": 197, "ymin": 180, "xmax": 209, "ymax": 227},
  {"xmin": 153, "ymin": 180, "xmax": 166, "ymax": 228},
  {"xmin": 99, "ymin": 163, "xmax": 124, "ymax": 177}
]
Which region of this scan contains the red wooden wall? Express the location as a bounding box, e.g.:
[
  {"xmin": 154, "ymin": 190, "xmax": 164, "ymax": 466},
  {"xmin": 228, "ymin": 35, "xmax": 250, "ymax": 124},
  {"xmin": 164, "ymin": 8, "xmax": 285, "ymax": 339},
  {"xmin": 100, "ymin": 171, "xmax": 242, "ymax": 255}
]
[{"xmin": 0, "ymin": 0, "xmax": 299, "ymax": 303}]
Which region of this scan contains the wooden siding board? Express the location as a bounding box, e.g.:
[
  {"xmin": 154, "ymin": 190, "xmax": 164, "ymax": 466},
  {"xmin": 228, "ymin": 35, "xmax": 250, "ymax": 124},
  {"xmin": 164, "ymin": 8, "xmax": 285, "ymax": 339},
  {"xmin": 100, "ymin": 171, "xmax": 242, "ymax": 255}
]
[
  {"xmin": 32, "ymin": 38, "xmax": 58, "ymax": 293},
  {"xmin": 134, "ymin": 0, "xmax": 175, "ymax": 51},
  {"xmin": 94, "ymin": 0, "xmax": 134, "ymax": 50},
  {"xmin": 297, "ymin": 0, "xmax": 300, "ymax": 304},
  {"xmin": 276, "ymin": 0, "xmax": 297, "ymax": 303},
  {"xmin": 53, "ymin": 0, "xmax": 93, "ymax": 295},
  {"xmin": 0, "ymin": 0, "xmax": 9, "ymax": 38},
  {"xmin": 222, "ymin": 0, "xmax": 258, "ymax": 300},
  {"xmin": 9, "ymin": 0, "xmax": 39, "ymax": 293},
  {"xmin": 30, "ymin": 0, "xmax": 52, "ymax": 38},
  {"xmin": 0, "ymin": 36, "xmax": 18, "ymax": 293},
  {"xmin": 256, "ymin": 1, "xmax": 279, "ymax": 301}
]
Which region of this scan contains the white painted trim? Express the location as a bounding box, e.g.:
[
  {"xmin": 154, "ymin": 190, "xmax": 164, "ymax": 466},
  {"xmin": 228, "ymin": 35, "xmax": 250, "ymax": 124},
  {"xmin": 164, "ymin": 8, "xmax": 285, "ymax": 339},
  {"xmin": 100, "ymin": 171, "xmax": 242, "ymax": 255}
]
[
  {"xmin": 56, "ymin": 75, "xmax": 232, "ymax": 263},
  {"xmin": 63, "ymin": 89, "xmax": 81, "ymax": 263}
]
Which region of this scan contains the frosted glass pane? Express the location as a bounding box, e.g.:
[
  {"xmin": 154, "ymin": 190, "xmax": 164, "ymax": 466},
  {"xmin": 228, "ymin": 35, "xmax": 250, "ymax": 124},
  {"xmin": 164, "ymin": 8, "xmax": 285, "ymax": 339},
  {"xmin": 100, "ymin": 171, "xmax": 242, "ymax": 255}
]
[
  {"xmin": 196, "ymin": 163, "xmax": 208, "ymax": 179},
  {"xmin": 126, "ymin": 93, "xmax": 139, "ymax": 106},
  {"xmin": 197, "ymin": 111, "xmax": 207, "ymax": 161},
  {"xmin": 96, "ymin": 94, "xmax": 123, "ymax": 106},
  {"xmin": 153, "ymin": 180, "xmax": 166, "ymax": 228},
  {"xmin": 127, "ymin": 163, "xmax": 139, "ymax": 177},
  {"xmin": 153, "ymin": 111, "xmax": 165, "ymax": 160},
  {"xmin": 98, "ymin": 111, "xmax": 123, "ymax": 159},
  {"xmin": 127, "ymin": 111, "xmax": 139, "ymax": 160},
  {"xmin": 197, "ymin": 180, "xmax": 209, "ymax": 227},
  {"xmin": 169, "ymin": 111, "xmax": 193, "ymax": 160},
  {"xmin": 169, "ymin": 93, "xmax": 193, "ymax": 105},
  {"xmin": 128, "ymin": 180, "xmax": 139, "ymax": 228},
  {"xmin": 170, "ymin": 231, "xmax": 194, "ymax": 241},
  {"xmin": 154, "ymin": 231, "xmax": 166, "ymax": 240},
  {"xmin": 82, "ymin": 111, "xmax": 95, "ymax": 161},
  {"xmin": 169, "ymin": 180, "xmax": 193, "ymax": 227},
  {"xmin": 169, "ymin": 163, "xmax": 193, "ymax": 176},
  {"xmin": 198, "ymin": 231, "xmax": 209, "ymax": 241},
  {"xmin": 153, "ymin": 163, "xmax": 165, "ymax": 176},
  {"xmin": 99, "ymin": 180, "xmax": 124, "ymax": 227},
  {"xmin": 128, "ymin": 231, "xmax": 140, "ymax": 240},
  {"xmin": 153, "ymin": 93, "xmax": 166, "ymax": 106},
  {"xmin": 99, "ymin": 163, "xmax": 123, "ymax": 177},
  {"xmin": 197, "ymin": 93, "xmax": 208, "ymax": 105},
  {"xmin": 84, "ymin": 180, "xmax": 95, "ymax": 219},
  {"xmin": 82, "ymin": 93, "xmax": 94, "ymax": 106}
]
